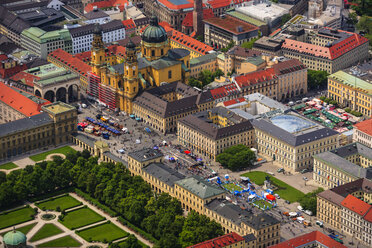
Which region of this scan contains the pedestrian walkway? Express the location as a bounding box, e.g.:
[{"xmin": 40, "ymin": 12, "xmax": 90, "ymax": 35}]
[{"xmin": 69, "ymin": 193, "xmax": 154, "ymax": 247}]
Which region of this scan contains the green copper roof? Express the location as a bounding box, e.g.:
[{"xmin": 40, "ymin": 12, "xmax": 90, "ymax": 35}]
[
  {"xmin": 226, "ymin": 10, "xmax": 266, "ymax": 27},
  {"xmin": 329, "ymin": 70, "xmax": 372, "ymax": 95},
  {"xmin": 190, "ymin": 53, "xmax": 218, "ymax": 66},
  {"xmin": 3, "ymin": 230, "xmax": 26, "ymax": 245},
  {"xmin": 142, "ymin": 16, "xmax": 167, "ymax": 43},
  {"xmin": 175, "ymin": 176, "xmax": 225, "ymax": 199},
  {"xmin": 21, "ymin": 27, "xmax": 71, "ymax": 44},
  {"xmin": 245, "ymin": 56, "xmax": 265, "ymax": 66}
]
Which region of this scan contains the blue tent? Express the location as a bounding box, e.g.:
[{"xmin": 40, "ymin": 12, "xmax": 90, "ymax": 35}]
[
  {"xmin": 234, "ymin": 190, "xmax": 240, "ymax": 195},
  {"xmin": 153, "ymin": 146, "xmax": 159, "ymax": 150},
  {"xmin": 216, "ymin": 177, "xmax": 221, "ymax": 184}
]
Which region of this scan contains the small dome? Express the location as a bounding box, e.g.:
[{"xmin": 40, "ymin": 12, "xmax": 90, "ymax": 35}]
[
  {"xmin": 126, "ymin": 39, "xmax": 136, "ymax": 50},
  {"xmin": 3, "ymin": 230, "xmax": 26, "ymax": 246},
  {"xmin": 142, "ymin": 16, "xmax": 167, "ymax": 43}
]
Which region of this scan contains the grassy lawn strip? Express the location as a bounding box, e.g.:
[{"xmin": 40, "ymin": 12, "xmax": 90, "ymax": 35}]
[
  {"xmin": 0, "ymin": 223, "xmax": 37, "ymax": 236},
  {"xmin": 254, "ymin": 199, "xmax": 273, "ymax": 210},
  {"xmin": 30, "ymin": 146, "xmax": 76, "ymax": 162},
  {"xmin": 0, "ymin": 162, "xmax": 18, "ymax": 170},
  {"xmin": 241, "ymin": 171, "xmax": 305, "ymax": 202},
  {"xmin": 37, "ymin": 235, "xmax": 81, "ymax": 247},
  {"xmin": 30, "ymin": 224, "xmax": 63, "ymax": 242},
  {"xmin": 223, "ymin": 183, "xmax": 243, "ymax": 192},
  {"xmin": 77, "ymin": 222, "xmax": 128, "ymax": 243},
  {"xmin": 59, "ymin": 207, "xmax": 105, "ymax": 230},
  {"xmin": 36, "ymin": 195, "xmax": 81, "ymax": 211},
  {"xmin": 0, "ymin": 206, "xmax": 36, "ymax": 229}
]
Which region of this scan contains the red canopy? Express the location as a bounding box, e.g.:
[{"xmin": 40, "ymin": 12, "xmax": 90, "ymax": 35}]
[
  {"xmin": 184, "ymin": 150, "xmax": 191, "ymax": 154},
  {"xmin": 266, "ymin": 194, "xmax": 276, "ymax": 201}
]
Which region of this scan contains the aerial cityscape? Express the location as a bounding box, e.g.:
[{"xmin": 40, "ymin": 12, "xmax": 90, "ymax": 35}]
[{"xmin": 0, "ymin": 0, "xmax": 371, "ymax": 248}]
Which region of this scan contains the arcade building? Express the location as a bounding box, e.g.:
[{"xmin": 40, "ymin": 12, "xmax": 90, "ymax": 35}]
[{"xmin": 88, "ymin": 16, "xmax": 191, "ymax": 113}]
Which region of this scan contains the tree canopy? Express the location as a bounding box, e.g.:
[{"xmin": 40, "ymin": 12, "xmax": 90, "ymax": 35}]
[
  {"xmin": 216, "ymin": 144, "xmax": 256, "ymax": 171},
  {"xmin": 0, "ymin": 150, "xmax": 223, "ymax": 248},
  {"xmin": 188, "ymin": 69, "xmax": 225, "ymax": 89},
  {"xmin": 298, "ymin": 187, "xmax": 324, "ymax": 215},
  {"xmin": 307, "ymin": 70, "xmax": 329, "ymax": 90}
]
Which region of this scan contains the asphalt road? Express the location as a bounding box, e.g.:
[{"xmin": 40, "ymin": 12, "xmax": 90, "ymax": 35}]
[{"xmin": 77, "ymin": 100, "xmax": 366, "ymax": 247}]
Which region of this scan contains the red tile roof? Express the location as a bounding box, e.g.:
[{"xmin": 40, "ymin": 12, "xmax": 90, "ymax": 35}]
[
  {"xmin": 234, "ymin": 68, "xmax": 276, "ymax": 88},
  {"xmin": 204, "ymin": 15, "xmax": 258, "ymax": 35},
  {"xmin": 85, "ymin": 0, "xmax": 128, "ymax": 13},
  {"xmin": 208, "ymin": 0, "xmax": 248, "ymax": 9},
  {"xmin": 158, "ymin": 22, "xmax": 214, "ymax": 55},
  {"xmin": 364, "ymin": 208, "xmax": 372, "ymax": 223},
  {"xmin": 122, "ymin": 19, "xmax": 136, "ymax": 30},
  {"xmin": 155, "ymin": 0, "xmax": 248, "ymax": 11},
  {"xmin": 210, "ymin": 83, "xmax": 239, "ymax": 99},
  {"xmin": 182, "ymin": 8, "xmax": 214, "ymax": 27},
  {"xmin": 222, "ymin": 97, "xmax": 246, "ymax": 107},
  {"xmin": 269, "ymin": 231, "xmax": 347, "ymax": 248},
  {"xmin": 48, "ymin": 49, "xmax": 92, "ymax": 78},
  {"xmin": 354, "ymin": 118, "xmax": 372, "ymax": 137},
  {"xmin": 271, "ymin": 59, "xmax": 306, "ymax": 75},
  {"xmin": 10, "ymin": 71, "xmax": 40, "ymax": 87},
  {"xmin": 282, "ymin": 30, "xmax": 368, "ymax": 60},
  {"xmin": 0, "ymin": 56, "xmax": 27, "ymax": 79},
  {"xmin": 187, "ymin": 232, "xmax": 245, "ymax": 248},
  {"xmin": 49, "ymin": 45, "xmax": 126, "ymax": 77},
  {"xmin": 0, "ymin": 54, "xmax": 8, "ymax": 61},
  {"xmin": 341, "ymin": 194, "xmax": 371, "ymax": 216},
  {"xmin": 0, "ymin": 82, "xmax": 50, "ymax": 117}
]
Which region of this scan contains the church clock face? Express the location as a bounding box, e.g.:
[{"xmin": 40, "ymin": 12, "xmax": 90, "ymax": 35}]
[
  {"xmin": 132, "ymin": 66, "xmax": 136, "ymax": 70},
  {"xmin": 126, "ymin": 66, "xmax": 129, "ymax": 70}
]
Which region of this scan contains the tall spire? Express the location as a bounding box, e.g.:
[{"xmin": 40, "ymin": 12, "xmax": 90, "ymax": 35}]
[{"xmin": 193, "ymin": 0, "xmax": 203, "ymax": 37}]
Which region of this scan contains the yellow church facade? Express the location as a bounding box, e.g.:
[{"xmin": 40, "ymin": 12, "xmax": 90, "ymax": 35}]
[{"xmin": 89, "ymin": 16, "xmax": 190, "ymax": 114}]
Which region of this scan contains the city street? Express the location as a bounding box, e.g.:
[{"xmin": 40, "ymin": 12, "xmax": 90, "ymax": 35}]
[{"xmin": 77, "ymin": 100, "xmax": 366, "ymax": 247}]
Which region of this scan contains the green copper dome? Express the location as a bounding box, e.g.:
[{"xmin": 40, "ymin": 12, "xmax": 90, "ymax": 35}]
[
  {"xmin": 3, "ymin": 230, "xmax": 26, "ymax": 246},
  {"xmin": 142, "ymin": 16, "xmax": 167, "ymax": 43}
]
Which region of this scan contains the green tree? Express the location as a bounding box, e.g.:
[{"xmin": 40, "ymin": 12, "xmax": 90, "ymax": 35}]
[
  {"xmin": 220, "ymin": 40, "xmax": 235, "ymax": 52},
  {"xmin": 281, "ymin": 14, "xmax": 291, "ymax": 26},
  {"xmin": 120, "ymin": 234, "xmax": 142, "ymax": 248},
  {"xmin": 348, "ymin": 12, "xmax": 359, "ymax": 25},
  {"xmin": 241, "ymin": 37, "xmax": 259, "ymax": 49},
  {"xmin": 188, "ymin": 77, "xmax": 202, "ymax": 89},
  {"xmin": 298, "ymin": 188, "xmax": 324, "ymax": 214},
  {"xmin": 216, "ymin": 144, "xmax": 256, "ymax": 171},
  {"xmin": 307, "ymin": 70, "xmax": 329, "ymax": 90},
  {"xmin": 198, "ymin": 70, "xmax": 214, "ymax": 87}
]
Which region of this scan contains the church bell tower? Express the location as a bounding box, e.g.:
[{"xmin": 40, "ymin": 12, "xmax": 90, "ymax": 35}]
[
  {"xmin": 193, "ymin": 0, "xmax": 203, "ymax": 37},
  {"xmin": 91, "ymin": 24, "xmax": 105, "ymax": 76},
  {"xmin": 123, "ymin": 40, "xmax": 139, "ymax": 114}
]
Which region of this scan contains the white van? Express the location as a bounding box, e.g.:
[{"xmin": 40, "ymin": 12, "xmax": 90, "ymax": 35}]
[{"xmin": 297, "ymin": 205, "xmax": 304, "ymax": 211}]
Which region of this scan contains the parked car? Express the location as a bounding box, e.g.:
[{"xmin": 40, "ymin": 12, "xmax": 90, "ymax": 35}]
[
  {"xmin": 285, "ymin": 200, "xmax": 291, "ymax": 204},
  {"xmin": 303, "ymin": 177, "xmax": 308, "ymax": 181},
  {"xmin": 301, "ymin": 169, "xmax": 308, "ymax": 174},
  {"xmin": 277, "ymin": 168, "xmax": 284, "ymax": 173},
  {"xmin": 316, "ymin": 220, "xmax": 323, "ymax": 227},
  {"xmin": 297, "ymin": 205, "xmax": 304, "ymax": 211},
  {"xmin": 304, "ymin": 210, "xmax": 313, "ymax": 216}
]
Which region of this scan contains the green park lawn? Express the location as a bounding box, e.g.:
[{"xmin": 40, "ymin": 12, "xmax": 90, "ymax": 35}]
[
  {"xmin": 241, "ymin": 171, "xmax": 305, "ymax": 202},
  {"xmin": 37, "ymin": 235, "xmax": 81, "ymax": 247},
  {"xmin": 223, "ymin": 183, "xmax": 243, "ymax": 192},
  {"xmin": 0, "ymin": 162, "xmax": 18, "ymax": 170},
  {"xmin": 30, "ymin": 224, "xmax": 63, "ymax": 242},
  {"xmin": 36, "ymin": 195, "xmax": 81, "ymax": 211},
  {"xmin": 59, "ymin": 207, "xmax": 105, "ymax": 230},
  {"xmin": 0, "ymin": 223, "xmax": 37, "ymax": 236},
  {"xmin": 30, "ymin": 146, "xmax": 76, "ymax": 162},
  {"xmin": 0, "ymin": 206, "xmax": 36, "ymax": 229},
  {"xmin": 77, "ymin": 222, "xmax": 128, "ymax": 243},
  {"xmin": 253, "ymin": 199, "xmax": 273, "ymax": 210}
]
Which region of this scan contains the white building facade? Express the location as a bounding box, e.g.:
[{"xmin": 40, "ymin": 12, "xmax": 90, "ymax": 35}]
[{"xmin": 70, "ymin": 20, "xmax": 125, "ymax": 54}]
